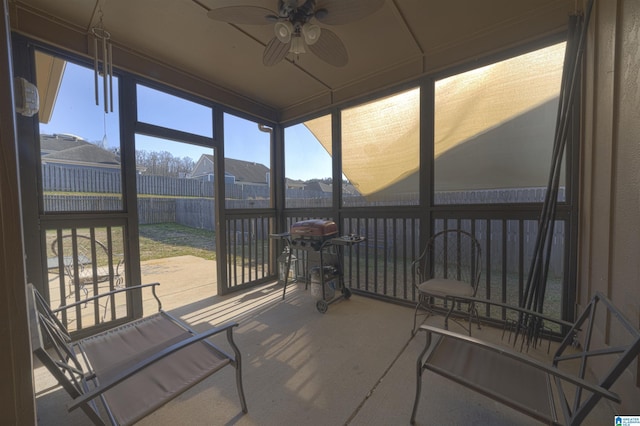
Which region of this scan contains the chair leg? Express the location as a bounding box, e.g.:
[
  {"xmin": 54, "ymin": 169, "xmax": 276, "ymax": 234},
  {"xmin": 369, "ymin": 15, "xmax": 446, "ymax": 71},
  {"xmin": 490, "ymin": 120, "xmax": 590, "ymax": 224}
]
[
  {"xmin": 227, "ymin": 330, "xmax": 248, "ymax": 414},
  {"xmin": 412, "ymin": 302, "xmax": 422, "ymax": 335},
  {"xmin": 411, "ymin": 331, "xmax": 431, "ymax": 424},
  {"xmin": 236, "ymin": 362, "xmax": 248, "ymax": 414},
  {"xmin": 460, "ymin": 302, "xmax": 481, "ymax": 336},
  {"xmin": 412, "ymin": 298, "xmax": 433, "ymax": 335},
  {"xmin": 444, "ymin": 299, "xmax": 457, "ymax": 331},
  {"xmin": 410, "ymin": 362, "xmax": 423, "ymax": 424},
  {"xmin": 470, "ymin": 302, "xmax": 481, "ymax": 330}
]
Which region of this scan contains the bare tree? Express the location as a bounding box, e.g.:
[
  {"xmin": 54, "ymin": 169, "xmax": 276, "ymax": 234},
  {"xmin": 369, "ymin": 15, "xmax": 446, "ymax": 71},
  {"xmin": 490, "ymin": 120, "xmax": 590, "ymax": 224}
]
[{"xmin": 135, "ymin": 150, "xmax": 195, "ymax": 177}]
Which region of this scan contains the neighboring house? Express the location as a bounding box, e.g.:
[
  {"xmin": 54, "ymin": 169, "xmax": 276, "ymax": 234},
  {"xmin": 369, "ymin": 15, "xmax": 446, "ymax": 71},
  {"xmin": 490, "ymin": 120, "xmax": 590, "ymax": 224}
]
[
  {"xmin": 40, "ymin": 133, "xmax": 121, "ymax": 172},
  {"xmin": 191, "ymin": 154, "xmax": 270, "ymax": 187},
  {"xmin": 304, "ymin": 180, "xmax": 359, "ymax": 196},
  {"xmin": 191, "ymin": 155, "xmax": 359, "ymax": 196},
  {"xmin": 304, "ymin": 181, "xmax": 331, "ymax": 194},
  {"xmin": 189, "ymin": 154, "xmax": 214, "ymax": 181},
  {"xmin": 285, "ymin": 178, "xmax": 305, "ymax": 190},
  {"xmin": 342, "ymin": 182, "xmax": 359, "ymax": 196}
]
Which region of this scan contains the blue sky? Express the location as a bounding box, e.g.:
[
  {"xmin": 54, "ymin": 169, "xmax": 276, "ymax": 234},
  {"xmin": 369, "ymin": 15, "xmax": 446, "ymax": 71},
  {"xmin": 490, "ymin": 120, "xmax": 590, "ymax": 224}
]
[{"xmin": 39, "ymin": 61, "xmax": 331, "ymax": 180}]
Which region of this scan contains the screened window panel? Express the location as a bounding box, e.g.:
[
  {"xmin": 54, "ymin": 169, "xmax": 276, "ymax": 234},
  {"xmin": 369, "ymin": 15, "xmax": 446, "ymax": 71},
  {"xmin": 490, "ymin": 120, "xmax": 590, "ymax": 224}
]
[
  {"xmin": 285, "ymin": 115, "xmax": 333, "ymax": 208},
  {"xmin": 223, "ymin": 113, "xmax": 272, "ymax": 209},
  {"xmin": 37, "ymin": 52, "xmax": 123, "ymax": 212},
  {"xmin": 137, "ymin": 84, "xmax": 213, "ymax": 138}
]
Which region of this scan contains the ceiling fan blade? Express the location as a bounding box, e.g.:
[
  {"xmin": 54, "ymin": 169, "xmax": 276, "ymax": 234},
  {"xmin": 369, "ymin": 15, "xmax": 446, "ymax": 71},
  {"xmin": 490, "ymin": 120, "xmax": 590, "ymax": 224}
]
[
  {"xmin": 315, "ymin": 0, "xmax": 385, "ymax": 25},
  {"xmin": 307, "ymin": 28, "xmax": 348, "ymax": 67},
  {"xmin": 263, "ymin": 37, "xmax": 291, "ymax": 66},
  {"xmin": 207, "ymin": 6, "xmax": 275, "ymax": 25}
]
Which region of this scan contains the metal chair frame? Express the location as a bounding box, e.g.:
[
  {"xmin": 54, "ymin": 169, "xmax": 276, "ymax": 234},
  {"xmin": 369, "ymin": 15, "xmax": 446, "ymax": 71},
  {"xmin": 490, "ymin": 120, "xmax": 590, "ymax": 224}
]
[
  {"xmin": 49, "ymin": 234, "xmax": 125, "ymax": 318},
  {"xmin": 411, "ymin": 229, "xmax": 482, "ymax": 335}
]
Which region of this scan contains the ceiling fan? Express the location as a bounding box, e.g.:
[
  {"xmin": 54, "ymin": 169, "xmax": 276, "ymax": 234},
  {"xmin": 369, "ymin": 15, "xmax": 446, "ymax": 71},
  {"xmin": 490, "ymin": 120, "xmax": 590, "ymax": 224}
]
[{"xmin": 207, "ymin": 0, "xmax": 385, "ymax": 67}]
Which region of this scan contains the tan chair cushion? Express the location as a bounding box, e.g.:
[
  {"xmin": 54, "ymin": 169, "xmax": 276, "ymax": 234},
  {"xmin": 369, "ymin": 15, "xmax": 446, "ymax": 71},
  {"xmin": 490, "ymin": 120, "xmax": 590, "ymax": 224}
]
[
  {"xmin": 80, "ymin": 313, "xmax": 230, "ymax": 426},
  {"xmin": 418, "ymin": 278, "xmax": 473, "ymax": 298},
  {"xmin": 426, "ymin": 335, "xmax": 552, "ymax": 418}
]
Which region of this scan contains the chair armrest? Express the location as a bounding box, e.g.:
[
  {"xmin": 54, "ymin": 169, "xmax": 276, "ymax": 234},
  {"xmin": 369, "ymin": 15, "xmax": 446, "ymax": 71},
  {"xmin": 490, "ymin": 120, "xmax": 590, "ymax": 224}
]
[
  {"xmin": 52, "ymin": 282, "xmax": 162, "ymax": 313},
  {"xmin": 67, "ymin": 321, "xmax": 239, "ymax": 411},
  {"xmin": 417, "ymin": 325, "xmax": 620, "ymax": 403},
  {"xmin": 452, "ymin": 296, "xmax": 575, "ymax": 329}
]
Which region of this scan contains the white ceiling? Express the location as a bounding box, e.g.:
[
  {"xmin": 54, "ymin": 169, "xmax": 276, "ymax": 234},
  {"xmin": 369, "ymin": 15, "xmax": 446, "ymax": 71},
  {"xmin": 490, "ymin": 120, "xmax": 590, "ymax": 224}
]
[{"xmin": 9, "ymin": 0, "xmax": 576, "ymax": 122}]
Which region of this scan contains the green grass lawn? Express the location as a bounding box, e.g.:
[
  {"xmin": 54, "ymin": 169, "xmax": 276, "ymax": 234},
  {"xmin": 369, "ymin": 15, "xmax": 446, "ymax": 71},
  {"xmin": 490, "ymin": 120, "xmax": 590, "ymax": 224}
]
[
  {"xmin": 139, "ymin": 223, "xmax": 268, "ymax": 265},
  {"xmin": 139, "ymin": 223, "xmax": 216, "ymax": 261},
  {"xmin": 46, "ymin": 223, "xmax": 217, "ymax": 263}
]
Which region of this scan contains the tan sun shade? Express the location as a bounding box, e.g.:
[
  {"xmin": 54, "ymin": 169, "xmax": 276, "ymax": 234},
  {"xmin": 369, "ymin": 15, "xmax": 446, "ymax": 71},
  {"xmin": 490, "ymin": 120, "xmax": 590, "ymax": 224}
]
[
  {"xmin": 305, "ymin": 43, "xmax": 566, "ymax": 198},
  {"xmin": 434, "ymin": 43, "xmax": 566, "ymax": 159}
]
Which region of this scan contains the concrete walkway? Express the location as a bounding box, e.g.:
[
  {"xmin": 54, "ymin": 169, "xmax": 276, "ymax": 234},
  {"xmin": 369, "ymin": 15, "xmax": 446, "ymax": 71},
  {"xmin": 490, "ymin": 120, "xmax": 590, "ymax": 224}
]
[{"xmin": 140, "ymin": 255, "xmax": 218, "ymax": 312}]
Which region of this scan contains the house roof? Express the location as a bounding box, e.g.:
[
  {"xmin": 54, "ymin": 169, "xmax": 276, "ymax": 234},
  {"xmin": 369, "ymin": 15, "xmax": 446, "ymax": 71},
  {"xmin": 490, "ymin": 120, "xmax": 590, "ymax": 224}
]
[
  {"xmin": 285, "ymin": 179, "xmax": 305, "ymax": 189},
  {"xmin": 305, "ymin": 181, "xmax": 332, "ymax": 193},
  {"xmin": 224, "ymin": 158, "xmax": 269, "ymax": 184},
  {"xmin": 192, "ymin": 154, "xmax": 269, "ymax": 185},
  {"xmin": 40, "ymin": 134, "xmax": 120, "ymax": 166},
  {"xmin": 40, "ymin": 134, "xmax": 87, "ymax": 152}
]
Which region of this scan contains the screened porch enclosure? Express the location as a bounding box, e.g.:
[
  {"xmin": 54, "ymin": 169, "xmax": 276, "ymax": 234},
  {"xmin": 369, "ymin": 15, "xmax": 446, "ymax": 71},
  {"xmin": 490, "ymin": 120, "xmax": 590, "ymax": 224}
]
[{"xmin": 30, "ymin": 36, "xmax": 576, "ymax": 338}]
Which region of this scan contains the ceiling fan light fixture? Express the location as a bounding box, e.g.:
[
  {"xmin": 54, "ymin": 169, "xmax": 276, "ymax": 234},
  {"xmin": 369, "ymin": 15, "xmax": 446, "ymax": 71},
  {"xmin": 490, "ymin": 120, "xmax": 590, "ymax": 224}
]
[
  {"xmin": 290, "ymin": 35, "xmax": 306, "ymax": 54},
  {"xmin": 274, "ymin": 21, "xmax": 293, "ymax": 43},
  {"xmin": 301, "ymin": 23, "xmax": 321, "ymax": 45}
]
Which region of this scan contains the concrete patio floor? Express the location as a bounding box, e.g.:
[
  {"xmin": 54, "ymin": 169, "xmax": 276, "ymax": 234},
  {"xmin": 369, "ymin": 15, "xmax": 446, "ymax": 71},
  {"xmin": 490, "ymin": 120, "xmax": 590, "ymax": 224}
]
[{"xmin": 33, "ymin": 257, "xmax": 618, "ymax": 425}]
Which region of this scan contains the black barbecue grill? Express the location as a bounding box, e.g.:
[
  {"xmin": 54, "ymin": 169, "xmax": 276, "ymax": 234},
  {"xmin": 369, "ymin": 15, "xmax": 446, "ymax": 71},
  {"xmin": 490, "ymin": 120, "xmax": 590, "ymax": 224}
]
[
  {"xmin": 271, "ymin": 219, "xmax": 365, "ymax": 313},
  {"xmin": 289, "ymin": 219, "xmax": 338, "ymax": 251}
]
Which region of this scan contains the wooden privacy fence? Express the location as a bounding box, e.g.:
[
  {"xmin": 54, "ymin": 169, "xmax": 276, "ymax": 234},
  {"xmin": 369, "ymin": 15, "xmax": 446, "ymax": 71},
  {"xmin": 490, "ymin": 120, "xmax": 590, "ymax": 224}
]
[
  {"xmin": 176, "ymin": 198, "xmax": 214, "ymax": 230},
  {"xmin": 42, "ymin": 164, "xmax": 276, "ymax": 199},
  {"xmin": 137, "ymin": 198, "xmax": 177, "ymax": 225},
  {"xmin": 42, "ymin": 164, "xmax": 563, "ymax": 204},
  {"xmin": 42, "ymin": 164, "xmax": 122, "ymax": 194},
  {"xmin": 137, "ymin": 175, "xmax": 215, "ymax": 197},
  {"xmin": 42, "ymin": 164, "xmax": 216, "ymax": 197},
  {"xmin": 44, "ymin": 194, "xmax": 123, "ymax": 211},
  {"xmin": 43, "ymin": 196, "xmax": 215, "ymax": 230}
]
